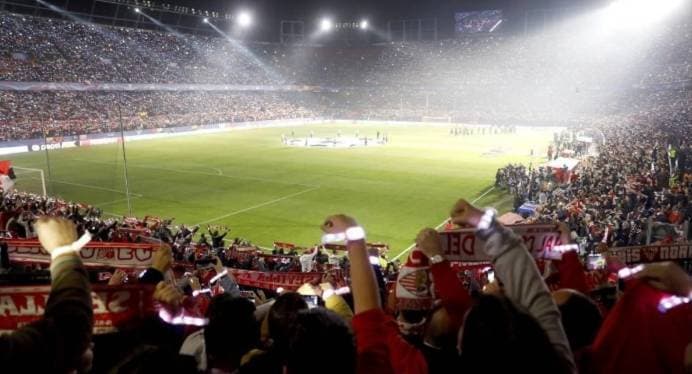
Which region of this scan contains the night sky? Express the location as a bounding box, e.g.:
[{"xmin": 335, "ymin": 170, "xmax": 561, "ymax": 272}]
[{"xmin": 4, "ymin": 0, "xmax": 611, "ymax": 41}]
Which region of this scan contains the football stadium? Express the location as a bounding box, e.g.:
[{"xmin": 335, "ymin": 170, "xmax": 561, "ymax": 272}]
[
  {"xmin": 0, "ymin": 0, "xmax": 690, "ymax": 373},
  {"xmin": 10, "ymin": 123, "xmax": 551, "ymax": 252}
]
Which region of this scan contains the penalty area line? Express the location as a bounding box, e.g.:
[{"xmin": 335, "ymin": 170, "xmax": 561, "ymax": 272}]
[
  {"xmin": 71, "ymin": 158, "xmax": 316, "ymax": 189},
  {"xmin": 392, "ymin": 186, "xmax": 496, "ymax": 261},
  {"xmin": 48, "ymin": 179, "xmax": 144, "ymax": 198},
  {"xmin": 193, "ymin": 186, "xmax": 320, "ymax": 226},
  {"xmin": 92, "ymin": 195, "xmax": 143, "ymax": 207}
]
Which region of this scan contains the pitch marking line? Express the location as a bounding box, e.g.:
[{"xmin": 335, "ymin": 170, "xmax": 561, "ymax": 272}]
[
  {"xmin": 93, "ymin": 195, "xmax": 143, "ymax": 207},
  {"xmin": 193, "ymin": 186, "xmax": 320, "ymax": 226},
  {"xmin": 71, "ymin": 158, "xmax": 316, "ymax": 188},
  {"xmin": 49, "ymin": 179, "xmax": 144, "ymax": 197},
  {"xmin": 392, "ymin": 186, "xmax": 497, "ymax": 261}
]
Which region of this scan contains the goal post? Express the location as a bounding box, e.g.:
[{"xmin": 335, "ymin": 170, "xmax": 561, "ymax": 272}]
[{"xmin": 12, "ymin": 166, "xmax": 47, "ymax": 196}]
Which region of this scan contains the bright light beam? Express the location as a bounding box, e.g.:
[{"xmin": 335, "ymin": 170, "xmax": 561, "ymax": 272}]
[
  {"xmin": 34, "ymin": 0, "xmax": 175, "ymax": 70},
  {"xmin": 205, "ymin": 20, "xmax": 285, "ymax": 83},
  {"xmin": 137, "ymin": 10, "xmax": 187, "ymax": 39}
]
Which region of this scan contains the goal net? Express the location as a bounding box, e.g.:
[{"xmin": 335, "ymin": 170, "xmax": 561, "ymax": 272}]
[{"xmin": 12, "ymin": 167, "xmax": 47, "ymax": 196}]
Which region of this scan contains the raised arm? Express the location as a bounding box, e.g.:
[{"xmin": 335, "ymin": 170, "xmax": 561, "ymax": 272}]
[
  {"xmin": 415, "ymin": 228, "xmax": 472, "ymax": 319},
  {"xmin": 0, "ymin": 217, "xmax": 94, "ymax": 373},
  {"xmin": 321, "ymin": 215, "xmax": 378, "ymax": 313},
  {"xmin": 450, "ymin": 199, "xmax": 576, "ymax": 373},
  {"xmin": 212, "ymin": 255, "xmax": 240, "ymax": 297},
  {"xmin": 321, "ymin": 215, "xmax": 428, "ymax": 374}
]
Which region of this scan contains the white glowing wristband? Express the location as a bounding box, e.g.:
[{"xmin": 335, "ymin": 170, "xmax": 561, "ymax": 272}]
[
  {"xmin": 321, "ymin": 232, "xmax": 346, "ymax": 244},
  {"xmin": 658, "ymin": 294, "xmax": 691, "ymax": 313},
  {"xmin": 158, "ymin": 309, "xmax": 209, "ymax": 326},
  {"xmin": 49, "ymin": 232, "xmax": 92, "ymax": 260},
  {"xmin": 617, "ymin": 264, "xmax": 644, "ymax": 279},
  {"xmin": 477, "ymin": 209, "xmax": 497, "ymax": 231},
  {"xmin": 192, "ymin": 288, "xmax": 213, "ymax": 297},
  {"xmin": 552, "ymin": 244, "xmax": 579, "ymax": 253},
  {"xmin": 345, "ymin": 226, "xmax": 366, "ymax": 241},
  {"xmin": 321, "ymin": 226, "xmax": 366, "ymax": 244},
  {"xmin": 322, "ymin": 286, "xmax": 351, "ymax": 300},
  {"xmin": 209, "ymin": 269, "xmax": 227, "ymax": 284}
]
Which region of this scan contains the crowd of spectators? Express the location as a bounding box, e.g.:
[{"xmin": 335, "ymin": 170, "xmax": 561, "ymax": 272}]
[
  {"xmin": 2, "ymin": 12, "xmax": 689, "ymax": 88},
  {"xmin": 0, "ymin": 13, "xmax": 283, "ymax": 85},
  {"xmin": 496, "ymin": 102, "xmax": 691, "ymax": 251},
  {"xmin": 0, "ymin": 91, "xmax": 316, "ymax": 141},
  {"xmin": 0, "ymin": 8, "xmax": 690, "ymax": 374},
  {"xmin": 0, "ymin": 190, "xmax": 360, "ymax": 280},
  {"xmin": 1, "ymin": 12, "xmax": 691, "ymax": 140},
  {"xmin": 0, "ymin": 195, "xmax": 689, "ymax": 373}
]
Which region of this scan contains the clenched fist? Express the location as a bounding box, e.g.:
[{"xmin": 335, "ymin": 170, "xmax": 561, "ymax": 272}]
[
  {"xmin": 321, "ymin": 214, "xmax": 358, "ymax": 234},
  {"xmin": 34, "ymin": 217, "xmax": 78, "ymax": 254},
  {"xmin": 416, "ymin": 228, "xmax": 443, "ymax": 258},
  {"xmin": 449, "ymin": 198, "xmax": 485, "ymax": 228},
  {"xmin": 151, "ymin": 246, "xmax": 173, "ymax": 274},
  {"xmin": 154, "ymin": 281, "xmax": 184, "ymax": 314}
]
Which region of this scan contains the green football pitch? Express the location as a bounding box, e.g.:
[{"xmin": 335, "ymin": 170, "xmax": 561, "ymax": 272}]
[{"xmin": 9, "ymin": 123, "xmax": 553, "ymax": 257}]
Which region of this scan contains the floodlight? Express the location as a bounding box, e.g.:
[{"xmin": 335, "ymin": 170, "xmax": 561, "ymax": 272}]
[
  {"xmin": 359, "ymin": 19, "xmax": 368, "ymax": 30},
  {"xmin": 319, "ymin": 18, "xmax": 332, "ymax": 32},
  {"xmin": 203, "ymin": 17, "xmax": 209, "ymax": 23},
  {"xmin": 237, "ymin": 11, "xmax": 252, "ymax": 28},
  {"xmin": 134, "ymin": 7, "xmax": 140, "ymax": 13}
]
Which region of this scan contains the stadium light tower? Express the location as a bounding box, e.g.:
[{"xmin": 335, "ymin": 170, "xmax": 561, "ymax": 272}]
[
  {"xmin": 319, "ymin": 17, "xmax": 333, "ymax": 32},
  {"xmin": 359, "ymin": 19, "xmax": 368, "ymax": 30},
  {"xmin": 237, "ymin": 11, "xmax": 252, "ymax": 28}
]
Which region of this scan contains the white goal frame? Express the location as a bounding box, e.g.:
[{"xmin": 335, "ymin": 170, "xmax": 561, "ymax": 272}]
[{"xmin": 13, "ymin": 166, "xmax": 47, "ymax": 196}]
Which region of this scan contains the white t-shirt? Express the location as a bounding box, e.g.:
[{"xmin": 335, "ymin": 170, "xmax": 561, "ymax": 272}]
[
  {"xmin": 0, "ymin": 174, "xmax": 15, "ymax": 195},
  {"xmin": 179, "ymin": 329, "xmax": 207, "ymax": 371}
]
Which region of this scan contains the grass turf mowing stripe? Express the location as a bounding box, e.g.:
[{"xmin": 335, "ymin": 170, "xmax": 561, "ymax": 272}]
[
  {"xmin": 71, "ymin": 158, "xmax": 318, "ymax": 188},
  {"xmin": 193, "ymin": 186, "xmax": 320, "ymax": 226},
  {"xmin": 391, "ymin": 186, "xmax": 498, "ymax": 261}
]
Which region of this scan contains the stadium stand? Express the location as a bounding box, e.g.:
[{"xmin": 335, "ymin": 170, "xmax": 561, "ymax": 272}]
[{"xmin": 0, "ymin": 6, "xmax": 690, "ymax": 374}]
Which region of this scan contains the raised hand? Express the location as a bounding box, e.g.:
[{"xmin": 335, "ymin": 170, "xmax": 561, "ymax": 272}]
[
  {"xmin": 634, "ymin": 261, "xmax": 691, "ymax": 297},
  {"xmin": 449, "ymin": 198, "xmax": 485, "ymax": 228},
  {"xmin": 154, "ymin": 281, "xmax": 184, "ymax": 314},
  {"xmin": 415, "ymin": 227, "xmax": 443, "ymax": 258},
  {"xmin": 151, "ymin": 246, "xmax": 173, "ymax": 274},
  {"xmin": 34, "ymin": 217, "xmax": 78, "ymax": 254},
  {"xmin": 321, "ymin": 214, "xmax": 358, "ymax": 234},
  {"xmin": 108, "ymin": 269, "xmax": 128, "ymax": 286}
]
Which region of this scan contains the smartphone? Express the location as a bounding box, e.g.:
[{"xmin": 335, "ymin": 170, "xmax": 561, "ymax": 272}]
[
  {"xmin": 303, "ymin": 295, "xmax": 319, "ymax": 309},
  {"xmin": 487, "ymin": 270, "xmax": 495, "ymax": 284},
  {"xmin": 586, "ymin": 254, "xmax": 605, "ymax": 271}
]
